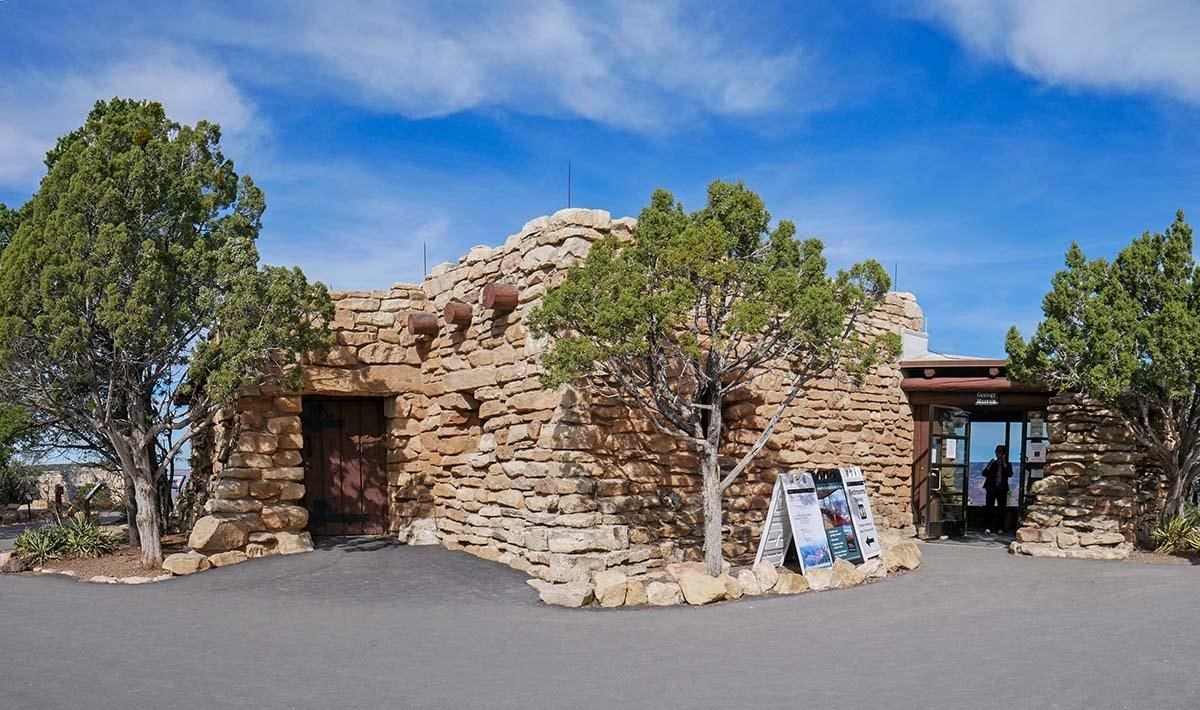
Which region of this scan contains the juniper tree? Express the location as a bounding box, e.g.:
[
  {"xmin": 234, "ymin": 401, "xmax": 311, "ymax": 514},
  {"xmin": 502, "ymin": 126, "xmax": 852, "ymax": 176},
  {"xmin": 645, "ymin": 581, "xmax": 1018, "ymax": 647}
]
[
  {"xmin": 530, "ymin": 180, "xmax": 897, "ymax": 575},
  {"xmin": 1008, "ymin": 211, "xmax": 1200, "ymax": 520},
  {"xmin": 0, "ymin": 99, "xmax": 333, "ymax": 567}
]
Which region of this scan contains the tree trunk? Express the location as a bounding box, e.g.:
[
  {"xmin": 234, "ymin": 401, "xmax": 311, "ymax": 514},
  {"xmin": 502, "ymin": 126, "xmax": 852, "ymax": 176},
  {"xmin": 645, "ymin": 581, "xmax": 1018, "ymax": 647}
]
[
  {"xmin": 701, "ymin": 454, "xmax": 724, "ymax": 577},
  {"xmin": 123, "ymin": 472, "xmax": 141, "ymax": 550},
  {"xmin": 132, "ymin": 474, "xmax": 163, "ymax": 569},
  {"xmin": 1163, "ymin": 468, "xmax": 1190, "ymax": 519}
]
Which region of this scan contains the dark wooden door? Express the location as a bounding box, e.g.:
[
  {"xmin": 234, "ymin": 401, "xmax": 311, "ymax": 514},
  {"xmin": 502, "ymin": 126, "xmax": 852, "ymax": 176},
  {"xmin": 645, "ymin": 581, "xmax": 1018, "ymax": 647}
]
[{"xmin": 301, "ymin": 398, "xmax": 388, "ymax": 536}]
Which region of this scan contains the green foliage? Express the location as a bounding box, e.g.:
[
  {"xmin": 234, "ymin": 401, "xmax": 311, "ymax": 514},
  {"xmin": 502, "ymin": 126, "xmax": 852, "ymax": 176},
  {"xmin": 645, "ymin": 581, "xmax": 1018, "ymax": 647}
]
[
  {"xmin": 0, "ymin": 464, "xmax": 35, "ymax": 505},
  {"xmin": 1007, "ymin": 212, "xmax": 1200, "ymax": 516},
  {"xmin": 531, "ymin": 181, "xmax": 895, "ymax": 393},
  {"xmin": 14, "ymin": 526, "xmax": 62, "ymax": 566},
  {"xmin": 1150, "ymin": 506, "xmax": 1200, "ymax": 554},
  {"xmin": 0, "ymin": 97, "xmax": 333, "ymax": 565},
  {"xmin": 73, "ymin": 482, "xmax": 114, "ymax": 510},
  {"xmin": 57, "ymin": 517, "xmax": 120, "ymax": 559},
  {"xmin": 13, "ymin": 518, "xmax": 120, "ymax": 565}
]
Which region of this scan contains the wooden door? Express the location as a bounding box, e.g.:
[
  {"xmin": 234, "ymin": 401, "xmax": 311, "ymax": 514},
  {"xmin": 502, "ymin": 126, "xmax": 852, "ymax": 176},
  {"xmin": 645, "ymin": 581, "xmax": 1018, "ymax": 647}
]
[{"xmin": 300, "ymin": 398, "xmax": 388, "ymax": 536}]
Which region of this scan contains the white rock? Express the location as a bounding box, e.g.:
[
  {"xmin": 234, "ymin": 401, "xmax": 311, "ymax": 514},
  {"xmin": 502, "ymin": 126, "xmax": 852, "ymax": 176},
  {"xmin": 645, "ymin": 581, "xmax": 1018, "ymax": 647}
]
[
  {"xmin": 752, "ymin": 561, "xmax": 779, "ymax": 592},
  {"xmin": 646, "ymin": 581, "xmax": 683, "ymax": 606},
  {"xmin": 736, "ymin": 569, "xmax": 763, "ymax": 596},
  {"xmin": 592, "ymin": 570, "xmax": 628, "ymax": 608}
]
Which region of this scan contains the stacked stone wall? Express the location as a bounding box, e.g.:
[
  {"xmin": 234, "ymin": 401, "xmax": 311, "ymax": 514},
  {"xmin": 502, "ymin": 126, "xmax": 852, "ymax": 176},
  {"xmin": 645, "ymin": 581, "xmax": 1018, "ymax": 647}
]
[
  {"xmin": 1012, "ymin": 394, "xmax": 1139, "ymax": 559},
  {"xmin": 190, "ymin": 208, "xmax": 922, "ymax": 579}
]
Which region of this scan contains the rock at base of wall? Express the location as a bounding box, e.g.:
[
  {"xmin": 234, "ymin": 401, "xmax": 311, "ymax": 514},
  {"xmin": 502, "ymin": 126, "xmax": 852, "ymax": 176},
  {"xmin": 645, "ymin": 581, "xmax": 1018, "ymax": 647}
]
[
  {"xmin": 246, "ymin": 543, "xmax": 276, "ymax": 558},
  {"xmin": 678, "ymin": 570, "xmax": 726, "ymax": 606},
  {"xmin": 883, "ymin": 540, "xmax": 922, "ymax": 571},
  {"xmin": 736, "ymin": 569, "xmax": 763, "ymax": 596},
  {"xmin": 397, "ymin": 518, "xmax": 439, "ymax": 546},
  {"xmin": 275, "ymin": 531, "xmax": 315, "ymax": 555},
  {"xmin": 592, "ymin": 570, "xmax": 628, "ymax": 607},
  {"xmin": 830, "ymin": 558, "xmax": 866, "ymax": 588},
  {"xmin": 529, "ymin": 579, "xmax": 595, "ymax": 607},
  {"xmin": 718, "ymin": 573, "xmax": 743, "ymax": 600},
  {"xmin": 751, "ymin": 561, "xmax": 779, "ymax": 592},
  {"xmin": 188, "ymin": 516, "xmax": 249, "ymax": 553},
  {"xmin": 646, "ymin": 580, "xmax": 683, "ymax": 606},
  {"xmin": 858, "ymin": 558, "xmax": 887, "ymax": 580},
  {"xmin": 1010, "ymin": 541, "xmax": 1131, "ymax": 560},
  {"xmin": 1, "ymin": 551, "xmax": 29, "ymax": 573},
  {"xmin": 162, "ymin": 551, "xmax": 211, "ymax": 576},
  {"xmin": 774, "ymin": 570, "xmax": 810, "ymax": 594},
  {"xmin": 804, "ymin": 567, "xmax": 834, "ymax": 591},
  {"xmin": 624, "ymin": 579, "xmax": 648, "ymax": 606},
  {"xmin": 208, "ymin": 550, "xmax": 249, "ymax": 567}
]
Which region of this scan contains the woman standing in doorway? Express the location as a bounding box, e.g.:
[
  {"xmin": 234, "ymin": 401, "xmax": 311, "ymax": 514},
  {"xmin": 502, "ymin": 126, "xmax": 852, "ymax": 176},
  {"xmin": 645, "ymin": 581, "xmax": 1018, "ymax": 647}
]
[{"xmin": 981, "ymin": 445, "xmax": 1014, "ymax": 533}]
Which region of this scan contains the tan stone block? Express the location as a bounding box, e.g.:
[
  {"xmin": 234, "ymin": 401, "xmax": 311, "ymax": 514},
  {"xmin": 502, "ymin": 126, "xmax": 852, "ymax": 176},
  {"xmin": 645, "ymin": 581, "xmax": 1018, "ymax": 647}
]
[
  {"xmin": 274, "ymin": 395, "xmax": 303, "ymax": 413},
  {"xmin": 339, "ymin": 297, "xmax": 381, "ymax": 311},
  {"xmin": 356, "ymin": 311, "xmax": 395, "ymax": 328},
  {"xmin": 266, "ymin": 416, "xmax": 301, "ymax": 435},
  {"xmin": 261, "ymin": 504, "xmax": 309, "ymax": 531},
  {"xmin": 444, "ymin": 368, "xmax": 497, "ymax": 392},
  {"xmin": 272, "ymin": 450, "xmax": 302, "ymax": 467},
  {"xmin": 213, "ymin": 480, "xmax": 249, "ymax": 500},
  {"xmin": 358, "ymin": 342, "xmax": 407, "ymax": 364},
  {"xmin": 276, "ymin": 432, "xmax": 303, "ymax": 450},
  {"xmin": 509, "ymin": 390, "xmax": 560, "ymax": 413},
  {"xmin": 237, "ymin": 432, "xmax": 277, "ymax": 454},
  {"xmin": 227, "ymin": 452, "xmax": 273, "ymax": 469},
  {"xmin": 262, "ymin": 467, "xmax": 305, "ymax": 481}
]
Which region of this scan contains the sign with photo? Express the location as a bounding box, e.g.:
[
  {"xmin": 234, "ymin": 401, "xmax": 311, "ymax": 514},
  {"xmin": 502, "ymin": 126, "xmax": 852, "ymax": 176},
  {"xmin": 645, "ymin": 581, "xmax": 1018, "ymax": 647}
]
[
  {"xmin": 813, "ymin": 468, "xmax": 865, "ymax": 564},
  {"xmin": 754, "ymin": 471, "xmax": 834, "ymax": 573}
]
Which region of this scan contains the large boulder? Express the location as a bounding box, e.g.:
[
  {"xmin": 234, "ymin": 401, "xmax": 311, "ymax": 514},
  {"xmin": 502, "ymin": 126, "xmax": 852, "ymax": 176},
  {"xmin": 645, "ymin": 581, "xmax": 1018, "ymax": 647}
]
[
  {"xmin": 275, "ymin": 531, "xmax": 314, "ymax": 555},
  {"xmin": 624, "ymin": 579, "xmax": 648, "ymax": 606},
  {"xmin": 858, "ymin": 558, "xmax": 887, "ymax": 580},
  {"xmin": 162, "ymin": 551, "xmax": 211, "ymax": 576},
  {"xmin": 188, "ymin": 516, "xmax": 249, "ymax": 553},
  {"xmin": 260, "ymin": 505, "xmax": 309, "ymax": 531},
  {"xmin": 736, "ymin": 569, "xmax": 763, "ymax": 596},
  {"xmin": 678, "ymin": 571, "xmax": 727, "ymax": 606},
  {"xmin": 208, "ymin": 550, "xmax": 249, "ymax": 567},
  {"xmin": 883, "ymin": 540, "xmax": 922, "ymax": 572},
  {"xmin": 830, "ymin": 558, "xmax": 866, "ymax": 588},
  {"xmin": 593, "ymin": 570, "xmax": 628, "ymax": 608},
  {"xmin": 646, "ymin": 580, "xmax": 683, "ymax": 606},
  {"xmin": 718, "ymin": 573, "xmax": 743, "ymax": 600},
  {"xmin": 751, "ymin": 561, "xmax": 779, "ymax": 592},
  {"xmin": 774, "ymin": 570, "xmax": 810, "ymax": 594},
  {"xmin": 0, "ymin": 551, "xmax": 28, "ymax": 574},
  {"xmin": 529, "ymin": 579, "xmax": 594, "ymax": 607},
  {"xmin": 805, "ymin": 567, "xmax": 834, "ymax": 591}
]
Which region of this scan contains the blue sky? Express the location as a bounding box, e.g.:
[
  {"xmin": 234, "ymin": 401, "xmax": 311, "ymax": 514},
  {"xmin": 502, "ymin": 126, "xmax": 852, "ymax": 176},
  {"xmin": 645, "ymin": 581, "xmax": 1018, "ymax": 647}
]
[{"xmin": 2, "ymin": 0, "xmax": 1199, "ymax": 357}]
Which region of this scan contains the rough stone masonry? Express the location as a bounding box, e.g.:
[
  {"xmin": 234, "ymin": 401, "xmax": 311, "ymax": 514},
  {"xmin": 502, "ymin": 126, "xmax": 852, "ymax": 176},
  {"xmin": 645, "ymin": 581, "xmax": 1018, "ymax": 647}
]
[{"xmin": 188, "ymin": 208, "xmax": 924, "ymax": 582}]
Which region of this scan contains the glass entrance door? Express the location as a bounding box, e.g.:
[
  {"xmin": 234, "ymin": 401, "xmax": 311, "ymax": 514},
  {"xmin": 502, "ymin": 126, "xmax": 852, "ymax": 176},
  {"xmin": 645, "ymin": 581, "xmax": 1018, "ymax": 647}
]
[{"xmin": 925, "ymin": 406, "xmax": 970, "ymax": 538}]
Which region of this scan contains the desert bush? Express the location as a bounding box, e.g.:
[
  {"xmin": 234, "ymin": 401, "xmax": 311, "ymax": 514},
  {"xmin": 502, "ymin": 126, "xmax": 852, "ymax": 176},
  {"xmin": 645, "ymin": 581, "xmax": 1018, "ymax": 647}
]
[
  {"xmin": 57, "ymin": 517, "xmax": 119, "ymax": 558},
  {"xmin": 14, "ymin": 526, "xmax": 62, "ymax": 566},
  {"xmin": 13, "ymin": 518, "xmax": 119, "ymax": 565},
  {"xmin": 1150, "ymin": 506, "xmax": 1200, "ymax": 554},
  {"xmin": 0, "ymin": 464, "xmax": 35, "ymax": 505}
]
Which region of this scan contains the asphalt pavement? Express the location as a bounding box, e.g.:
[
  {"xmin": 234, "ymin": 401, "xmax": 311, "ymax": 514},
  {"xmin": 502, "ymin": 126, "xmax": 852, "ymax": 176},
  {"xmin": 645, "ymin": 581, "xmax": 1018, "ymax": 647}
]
[{"xmin": 1, "ymin": 536, "xmax": 1196, "ymax": 710}]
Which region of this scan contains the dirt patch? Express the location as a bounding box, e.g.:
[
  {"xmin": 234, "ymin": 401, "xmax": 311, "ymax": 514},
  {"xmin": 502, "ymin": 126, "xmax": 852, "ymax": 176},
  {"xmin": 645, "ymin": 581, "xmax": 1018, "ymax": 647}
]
[
  {"xmin": 35, "ymin": 532, "xmax": 190, "ymax": 581},
  {"xmin": 1127, "ymin": 549, "xmax": 1200, "ymax": 566}
]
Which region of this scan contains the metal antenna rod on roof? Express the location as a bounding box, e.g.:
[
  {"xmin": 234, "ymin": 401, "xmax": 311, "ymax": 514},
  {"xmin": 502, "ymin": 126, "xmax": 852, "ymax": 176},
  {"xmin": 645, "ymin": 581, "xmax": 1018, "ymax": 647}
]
[
  {"xmin": 567, "ymin": 160, "xmax": 572, "ymax": 208},
  {"xmin": 894, "ymin": 262, "xmax": 899, "ymax": 293},
  {"xmin": 423, "ymin": 242, "xmax": 428, "ymax": 278}
]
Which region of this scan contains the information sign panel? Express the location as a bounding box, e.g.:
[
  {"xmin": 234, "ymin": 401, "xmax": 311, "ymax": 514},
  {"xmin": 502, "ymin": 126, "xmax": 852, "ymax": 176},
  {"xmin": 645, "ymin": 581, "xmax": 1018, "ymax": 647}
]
[
  {"xmin": 839, "ymin": 466, "xmax": 881, "ymax": 560},
  {"xmin": 754, "ymin": 472, "xmax": 834, "ymax": 572},
  {"xmin": 813, "ymin": 468, "xmax": 865, "ymax": 564}
]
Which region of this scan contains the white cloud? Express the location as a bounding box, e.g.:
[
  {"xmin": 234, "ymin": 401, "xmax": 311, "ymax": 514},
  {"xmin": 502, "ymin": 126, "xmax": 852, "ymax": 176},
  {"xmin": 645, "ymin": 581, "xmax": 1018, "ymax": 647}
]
[
  {"xmin": 0, "ymin": 49, "xmax": 258, "ymax": 189},
  {"xmin": 916, "ymin": 0, "xmax": 1200, "ymax": 103},
  {"xmin": 200, "ymin": 0, "xmax": 809, "ymax": 132}
]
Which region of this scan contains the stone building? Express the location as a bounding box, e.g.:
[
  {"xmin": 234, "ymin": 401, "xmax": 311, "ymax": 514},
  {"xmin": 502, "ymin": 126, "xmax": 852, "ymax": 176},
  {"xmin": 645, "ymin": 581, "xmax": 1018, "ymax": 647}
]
[{"xmin": 186, "ymin": 207, "xmax": 1162, "ymax": 577}]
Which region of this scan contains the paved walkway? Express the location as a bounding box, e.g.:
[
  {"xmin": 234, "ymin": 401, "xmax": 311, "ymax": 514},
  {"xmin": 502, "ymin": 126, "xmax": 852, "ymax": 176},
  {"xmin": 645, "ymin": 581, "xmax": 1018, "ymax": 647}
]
[{"xmin": 1, "ymin": 538, "xmax": 1197, "ymax": 710}]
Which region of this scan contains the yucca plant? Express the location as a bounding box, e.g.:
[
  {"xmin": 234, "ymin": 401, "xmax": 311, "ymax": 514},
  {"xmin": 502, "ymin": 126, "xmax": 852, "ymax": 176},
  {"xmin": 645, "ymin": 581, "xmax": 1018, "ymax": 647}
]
[
  {"xmin": 14, "ymin": 526, "xmax": 65, "ymax": 566},
  {"xmin": 58, "ymin": 518, "xmax": 119, "ymax": 559},
  {"xmin": 1151, "ymin": 506, "xmax": 1200, "ymax": 554}
]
